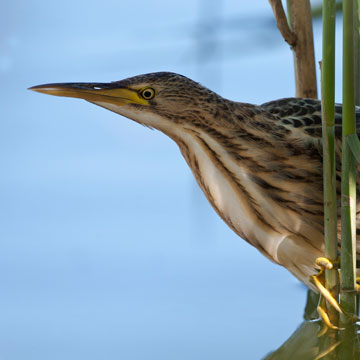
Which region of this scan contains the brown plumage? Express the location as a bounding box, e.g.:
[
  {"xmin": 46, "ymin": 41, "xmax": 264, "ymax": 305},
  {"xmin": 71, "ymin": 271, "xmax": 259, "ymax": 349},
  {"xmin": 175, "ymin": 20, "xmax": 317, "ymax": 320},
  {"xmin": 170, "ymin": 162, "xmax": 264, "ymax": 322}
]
[{"xmin": 29, "ymin": 72, "xmax": 360, "ymax": 289}]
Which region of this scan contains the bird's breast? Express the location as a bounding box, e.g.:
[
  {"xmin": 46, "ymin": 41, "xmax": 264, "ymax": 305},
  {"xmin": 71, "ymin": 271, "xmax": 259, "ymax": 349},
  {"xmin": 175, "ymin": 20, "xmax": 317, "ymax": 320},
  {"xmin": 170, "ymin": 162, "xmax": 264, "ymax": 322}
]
[{"xmin": 173, "ymin": 129, "xmax": 300, "ymax": 265}]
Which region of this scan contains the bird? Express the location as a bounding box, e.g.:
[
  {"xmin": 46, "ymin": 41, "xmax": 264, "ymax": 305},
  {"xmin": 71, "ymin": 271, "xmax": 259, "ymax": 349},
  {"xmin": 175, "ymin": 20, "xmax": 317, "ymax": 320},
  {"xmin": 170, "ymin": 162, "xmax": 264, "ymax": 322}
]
[{"xmin": 29, "ymin": 71, "xmax": 360, "ymax": 290}]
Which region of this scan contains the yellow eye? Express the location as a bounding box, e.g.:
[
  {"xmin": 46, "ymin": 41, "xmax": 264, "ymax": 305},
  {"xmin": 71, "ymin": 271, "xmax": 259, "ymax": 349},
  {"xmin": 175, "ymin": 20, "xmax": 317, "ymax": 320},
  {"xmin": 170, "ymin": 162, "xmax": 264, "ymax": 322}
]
[{"xmin": 140, "ymin": 88, "xmax": 155, "ymax": 100}]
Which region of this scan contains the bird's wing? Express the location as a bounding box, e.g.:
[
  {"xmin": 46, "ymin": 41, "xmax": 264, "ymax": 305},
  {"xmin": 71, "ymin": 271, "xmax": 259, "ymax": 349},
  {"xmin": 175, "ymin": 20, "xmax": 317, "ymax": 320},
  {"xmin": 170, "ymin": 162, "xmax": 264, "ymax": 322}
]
[
  {"xmin": 261, "ymin": 98, "xmax": 360, "ymax": 247},
  {"xmin": 260, "ymin": 97, "xmax": 360, "ymax": 140}
]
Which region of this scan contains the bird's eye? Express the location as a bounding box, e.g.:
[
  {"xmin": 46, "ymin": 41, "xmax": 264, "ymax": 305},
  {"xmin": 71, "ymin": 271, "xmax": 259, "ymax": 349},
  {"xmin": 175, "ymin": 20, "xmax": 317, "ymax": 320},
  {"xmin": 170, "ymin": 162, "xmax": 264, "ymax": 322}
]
[{"xmin": 140, "ymin": 88, "xmax": 155, "ymax": 100}]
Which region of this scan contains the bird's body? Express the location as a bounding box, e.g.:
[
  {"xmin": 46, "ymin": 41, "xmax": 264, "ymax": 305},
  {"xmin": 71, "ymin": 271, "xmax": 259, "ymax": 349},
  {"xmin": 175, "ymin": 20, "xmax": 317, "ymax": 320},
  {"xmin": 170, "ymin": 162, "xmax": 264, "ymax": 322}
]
[{"xmin": 30, "ymin": 72, "xmax": 360, "ymax": 289}]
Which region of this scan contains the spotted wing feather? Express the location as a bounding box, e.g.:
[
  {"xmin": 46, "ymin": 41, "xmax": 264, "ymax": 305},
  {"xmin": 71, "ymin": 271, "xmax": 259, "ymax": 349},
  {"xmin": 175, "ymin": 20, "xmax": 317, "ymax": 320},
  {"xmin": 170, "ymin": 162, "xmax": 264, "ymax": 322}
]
[{"xmin": 260, "ymin": 97, "xmax": 360, "ymax": 140}]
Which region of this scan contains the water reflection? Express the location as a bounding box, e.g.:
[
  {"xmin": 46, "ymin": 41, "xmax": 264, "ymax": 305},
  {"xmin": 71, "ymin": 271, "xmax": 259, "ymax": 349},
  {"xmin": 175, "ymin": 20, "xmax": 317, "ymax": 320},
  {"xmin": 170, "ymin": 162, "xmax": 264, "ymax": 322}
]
[{"xmin": 265, "ymin": 291, "xmax": 360, "ymax": 360}]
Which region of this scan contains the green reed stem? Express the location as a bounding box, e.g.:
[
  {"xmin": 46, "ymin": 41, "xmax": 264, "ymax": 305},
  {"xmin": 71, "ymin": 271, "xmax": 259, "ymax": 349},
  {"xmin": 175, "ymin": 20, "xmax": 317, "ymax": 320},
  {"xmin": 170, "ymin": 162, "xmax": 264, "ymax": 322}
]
[
  {"xmin": 340, "ymin": 0, "xmax": 357, "ymax": 325},
  {"xmin": 321, "ymin": 0, "xmax": 339, "ymax": 327},
  {"xmin": 355, "ymin": 0, "xmax": 360, "ymax": 106}
]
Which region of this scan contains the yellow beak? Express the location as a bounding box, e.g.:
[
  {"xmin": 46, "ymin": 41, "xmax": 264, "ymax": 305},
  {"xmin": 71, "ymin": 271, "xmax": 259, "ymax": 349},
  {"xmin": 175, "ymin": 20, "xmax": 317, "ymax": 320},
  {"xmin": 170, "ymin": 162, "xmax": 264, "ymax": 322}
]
[{"xmin": 28, "ymin": 82, "xmax": 149, "ymax": 106}]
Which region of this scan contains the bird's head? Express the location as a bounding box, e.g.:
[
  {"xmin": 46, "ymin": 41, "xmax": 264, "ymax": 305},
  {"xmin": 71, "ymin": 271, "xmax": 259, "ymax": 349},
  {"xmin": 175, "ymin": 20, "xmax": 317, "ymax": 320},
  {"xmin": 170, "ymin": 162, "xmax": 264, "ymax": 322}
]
[{"xmin": 29, "ymin": 72, "xmax": 222, "ymax": 136}]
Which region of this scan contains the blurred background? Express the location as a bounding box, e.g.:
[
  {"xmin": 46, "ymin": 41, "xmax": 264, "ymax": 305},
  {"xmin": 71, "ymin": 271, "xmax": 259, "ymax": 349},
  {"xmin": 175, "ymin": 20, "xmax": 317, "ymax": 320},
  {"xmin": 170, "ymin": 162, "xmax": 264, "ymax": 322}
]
[{"xmin": 0, "ymin": 0, "xmax": 344, "ymax": 359}]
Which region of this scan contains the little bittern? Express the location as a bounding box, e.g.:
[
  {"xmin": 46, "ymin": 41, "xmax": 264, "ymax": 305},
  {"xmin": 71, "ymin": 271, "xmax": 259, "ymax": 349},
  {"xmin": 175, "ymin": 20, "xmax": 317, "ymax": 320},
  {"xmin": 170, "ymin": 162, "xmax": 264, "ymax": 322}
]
[{"xmin": 29, "ymin": 72, "xmax": 360, "ymax": 290}]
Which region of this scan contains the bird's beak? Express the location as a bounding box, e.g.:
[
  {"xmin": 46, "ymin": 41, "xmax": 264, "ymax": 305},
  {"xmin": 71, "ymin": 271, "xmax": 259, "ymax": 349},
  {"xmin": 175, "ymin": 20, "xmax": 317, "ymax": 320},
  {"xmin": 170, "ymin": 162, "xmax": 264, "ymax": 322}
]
[{"xmin": 28, "ymin": 82, "xmax": 148, "ymax": 106}]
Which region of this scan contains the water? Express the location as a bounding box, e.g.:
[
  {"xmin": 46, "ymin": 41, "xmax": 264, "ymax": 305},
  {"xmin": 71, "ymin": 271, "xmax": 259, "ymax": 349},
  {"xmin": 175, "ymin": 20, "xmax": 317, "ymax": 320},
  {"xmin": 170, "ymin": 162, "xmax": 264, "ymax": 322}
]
[{"xmin": 0, "ymin": 1, "xmax": 348, "ymax": 359}]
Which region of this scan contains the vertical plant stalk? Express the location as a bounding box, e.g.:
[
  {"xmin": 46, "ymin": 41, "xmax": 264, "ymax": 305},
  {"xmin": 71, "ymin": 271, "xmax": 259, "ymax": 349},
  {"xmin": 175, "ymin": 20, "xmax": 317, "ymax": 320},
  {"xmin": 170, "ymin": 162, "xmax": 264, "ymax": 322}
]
[
  {"xmin": 321, "ymin": 0, "xmax": 339, "ymax": 328},
  {"xmin": 349, "ymin": 0, "xmax": 360, "ymax": 325},
  {"xmin": 268, "ymin": 0, "xmax": 317, "ymax": 98},
  {"xmin": 340, "ymin": 3, "xmax": 359, "ymax": 357},
  {"xmin": 340, "ymin": 0, "xmax": 357, "ymax": 325},
  {"xmin": 287, "ymin": 0, "xmax": 318, "ymax": 98},
  {"xmin": 355, "ymin": 0, "xmax": 360, "ymax": 105}
]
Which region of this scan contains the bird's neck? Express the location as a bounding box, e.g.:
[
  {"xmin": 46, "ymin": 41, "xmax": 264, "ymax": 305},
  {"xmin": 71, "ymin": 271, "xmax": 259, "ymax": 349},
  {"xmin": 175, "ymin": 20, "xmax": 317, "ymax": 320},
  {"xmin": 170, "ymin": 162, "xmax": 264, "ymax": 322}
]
[{"xmin": 167, "ymin": 118, "xmax": 285, "ymax": 262}]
